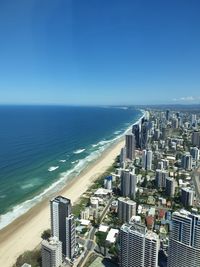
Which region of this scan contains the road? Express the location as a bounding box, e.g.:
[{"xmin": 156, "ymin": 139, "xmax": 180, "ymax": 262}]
[
  {"xmin": 191, "ymin": 164, "xmax": 200, "ymax": 201},
  {"xmin": 76, "ymin": 196, "xmax": 113, "ymax": 267}
]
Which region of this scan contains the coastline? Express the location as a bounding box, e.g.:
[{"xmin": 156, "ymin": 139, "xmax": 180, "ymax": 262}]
[{"xmin": 0, "ymin": 138, "xmax": 125, "ymax": 267}]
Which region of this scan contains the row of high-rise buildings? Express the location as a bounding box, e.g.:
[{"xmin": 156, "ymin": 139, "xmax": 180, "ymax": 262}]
[
  {"xmin": 41, "ymin": 196, "xmax": 76, "ymax": 267},
  {"xmin": 119, "ymin": 210, "xmax": 200, "ymax": 267}
]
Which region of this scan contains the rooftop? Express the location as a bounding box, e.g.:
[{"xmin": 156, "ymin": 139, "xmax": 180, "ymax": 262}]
[{"xmin": 106, "ymin": 228, "xmax": 119, "ymax": 243}]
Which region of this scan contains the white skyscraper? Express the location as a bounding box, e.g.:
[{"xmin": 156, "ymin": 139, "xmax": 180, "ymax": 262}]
[
  {"xmin": 168, "ymin": 210, "xmax": 200, "ymax": 267},
  {"xmin": 120, "ymin": 222, "xmax": 159, "ymax": 267},
  {"xmin": 120, "ymin": 169, "xmax": 137, "ymax": 199},
  {"xmin": 41, "ymin": 237, "xmax": 62, "ymax": 267},
  {"xmin": 50, "ymin": 196, "xmax": 76, "ymax": 259},
  {"xmin": 118, "ymin": 197, "xmax": 136, "ymax": 223},
  {"xmin": 125, "ymin": 133, "xmax": 136, "ymax": 161}
]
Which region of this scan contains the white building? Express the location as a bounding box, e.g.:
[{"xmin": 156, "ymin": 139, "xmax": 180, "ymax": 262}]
[
  {"xmin": 168, "ymin": 210, "xmax": 200, "ymax": 267},
  {"xmin": 118, "ymin": 197, "xmax": 136, "ymax": 223},
  {"xmin": 120, "ymin": 223, "xmax": 159, "ymax": 267},
  {"xmin": 41, "ymin": 237, "xmax": 62, "ymax": 267}
]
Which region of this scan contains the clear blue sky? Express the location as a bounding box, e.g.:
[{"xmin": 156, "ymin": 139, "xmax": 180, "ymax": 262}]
[{"xmin": 0, "ymin": 0, "xmax": 200, "ymax": 105}]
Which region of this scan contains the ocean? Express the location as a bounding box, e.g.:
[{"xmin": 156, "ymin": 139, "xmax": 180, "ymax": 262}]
[{"xmin": 0, "ymin": 105, "xmax": 142, "ymax": 229}]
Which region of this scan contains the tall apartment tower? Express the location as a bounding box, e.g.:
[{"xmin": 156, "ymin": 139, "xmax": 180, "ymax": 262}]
[
  {"xmin": 142, "ymin": 149, "xmax": 152, "ymax": 170},
  {"xmin": 41, "ymin": 237, "xmax": 62, "ymax": 267},
  {"xmin": 120, "ymin": 223, "xmax": 159, "ymax": 267},
  {"xmin": 166, "ymin": 110, "xmax": 170, "ymax": 121},
  {"xmin": 125, "ymin": 133, "xmax": 136, "ymax": 161},
  {"xmin": 190, "ymin": 147, "xmax": 200, "ymax": 161},
  {"xmin": 165, "ymin": 177, "xmax": 175, "ymax": 197},
  {"xmin": 118, "ymin": 197, "xmax": 136, "ymax": 223},
  {"xmin": 120, "ymin": 147, "xmax": 127, "ymax": 168},
  {"xmin": 146, "ymin": 150, "xmax": 153, "ymax": 170},
  {"xmin": 168, "ymin": 210, "xmax": 200, "ymax": 267},
  {"xmin": 155, "ymin": 169, "xmax": 168, "ymax": 188},
  {"xmin": 192, "ymin": 131, "xmax": 200, "ymax": 147},
  {"xmin": 132, "ymin": 123, "xmax": 141, "ymax": 148},
  {"xmin": 50, "ymin": 196, "xmax": 76, "ymax": 259},
  {"xmin": 141, "ymin": 122, "xmax": 149, "ymax": 149},
  {"xmin": 120, "ymin": 169, "xmax": 137, "ymax": 199},
  {"xmin": 181, "ymin": 153, "xmax": 192, "ymax": 170},
  {"xmin": 181, "ymin": 187, "xmax": 194, "ymax": 207}
]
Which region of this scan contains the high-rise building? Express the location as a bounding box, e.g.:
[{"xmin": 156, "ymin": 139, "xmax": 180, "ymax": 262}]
[
  {"xmin": 65, "ymin": 215, "xmax": 76, "ymax": 259},
  {"xmin": 142, "ymin": 149, "xmax": 147, "ymax": 169},
  {"xmin": 155, "ymin": 169, "xmax": 168, "ymax": 188},
  {"xmin": 166, "ymin": 110, "xmax": 170, "ymax": 121},
  {"xmin": 118, "ymin": 197, "xmax": 136, "ymax": 223},
  {"xmin": 142, "ymin": 150, "xmax": 152, "ymax": 170},
  {"xmin": 120, "ymin": 169, "xmax": 136, "ymax": 199},
  {"xmin": 172, "ymin": 118, "xmax": 179, "ymax": 129},
  {"xmin": 50, "ymin": 196, "xmax": 75, "ymax": 259},
  {"xmin": 104, "ymin": 176, "xmax": 112, "ymax": 190},
  {"xmin": 120, "ymin": 147, "xmax": 127, "ymax": 167},
  {"xmin": 192, "ymin": 131, "xmax": 200, "ymax": 147},
  {"xmin": 120, "ymin": 222, "xmax": 159, "ymax": 267},
  {"xmin": 181, "ymin": 187, "xmax": 194, "ymax": 207},
  {"xmin": 191, "ymin": 114, "xmax": 197, "ymax": 126},
  {"xmin": 181, "ymin": 153, "xmax": 192, "ymax": 170},
  {"xmin": 165, "ymin": 177, "xmax": 175, "ymax": 197},
  {"xmin": 141, "ymin": 122, "xmax": 149, "ymax": 149},
  {"xmin": 132, "ymin": 123, "xmax": 141, "ymax": 148},
  {"xmin": 125, "ymin": 134, "xmax": 136, "ymax": 161},
  {"xmin": 168, "ymin": 210, "xmax": 200, "ymax": 267},
  {"xmin": 41, "ymin": 237, "xmax": 62, "ymax": 267},
  {"xmin": 190, "ymin": 147, "xmax": 200, "ymax": 161},
  {"xmin": 146, "ymin": 150, "xmax": 153, "ymax": 170}
]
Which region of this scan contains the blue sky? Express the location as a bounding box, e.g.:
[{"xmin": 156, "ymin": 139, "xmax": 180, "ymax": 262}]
[{"xmin": 0, "ymin": 0, "xmax": 200, "ymax": 105}]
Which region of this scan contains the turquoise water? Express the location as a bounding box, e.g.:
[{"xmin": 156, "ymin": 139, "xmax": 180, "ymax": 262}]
[{"xmin": 0, "ymin": 105, "xmax": 142, "ymax": 229}]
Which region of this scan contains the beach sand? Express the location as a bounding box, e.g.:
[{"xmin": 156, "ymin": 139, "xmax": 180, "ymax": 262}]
[{"xmin": 0, "ymin": 139, "xmax": 125, "ymax": 267}]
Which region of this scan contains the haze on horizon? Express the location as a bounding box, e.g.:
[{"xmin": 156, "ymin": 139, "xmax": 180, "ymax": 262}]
[{"xmin": 0, "ymin": 0, "xmax": 200, "ymax": 106}]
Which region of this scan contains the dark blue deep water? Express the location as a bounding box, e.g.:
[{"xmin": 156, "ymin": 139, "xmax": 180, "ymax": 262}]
[{"xmin": 0, "ymin": 105, "xmax": 142, "ymax": 228}]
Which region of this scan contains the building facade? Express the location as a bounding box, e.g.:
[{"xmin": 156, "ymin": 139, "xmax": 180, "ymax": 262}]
[
  {"xmin": 41, "ymin": 237, "xmax": 62, "ymax": 267},
  {"xmin": 50, "ymin": 196, "xmax": 75, "ymax": 259},
  {"xmin": 118, "ymin": 197, "xmax": 136, "ymax": 223},
  {"xmin": 168, "ymin": 210, "xmax": 200, "ymax": 267},
  {"xmin": 120, "ymin": 223, "xmax": 159, "ymax": 267}
]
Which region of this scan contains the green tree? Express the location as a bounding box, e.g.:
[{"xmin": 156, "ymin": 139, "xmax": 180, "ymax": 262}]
[{"xmin": 41, "ymin": 229, "xmax": 51, "ymax": 240}]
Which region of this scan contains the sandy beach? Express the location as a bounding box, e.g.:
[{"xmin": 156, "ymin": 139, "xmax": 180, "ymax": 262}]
[{"xmin": 0, "ymin": 139, "xmax": 125, "ymax": 267}]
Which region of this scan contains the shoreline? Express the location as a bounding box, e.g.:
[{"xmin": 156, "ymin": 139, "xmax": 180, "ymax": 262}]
[
  {"xmin": 0, "ymin": 110, "xmax": 144, "ymax": 230},
  {"xmin": 0, "ymin": 138, "xmax": 125, "ymax": 267}
]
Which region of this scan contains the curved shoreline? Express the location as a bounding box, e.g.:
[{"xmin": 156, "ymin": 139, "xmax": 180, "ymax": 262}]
[
  {"xmin": 0, "ymin": 138, "xmax": 125, "ymax": 267},
  {"xmin": 0, "ymin": 110, "xmax": 144, "ymax": 267},
  {"xmin": 0, "ymin": 110, "xmax": 143, "ymax": 230}
]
